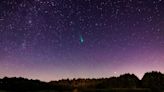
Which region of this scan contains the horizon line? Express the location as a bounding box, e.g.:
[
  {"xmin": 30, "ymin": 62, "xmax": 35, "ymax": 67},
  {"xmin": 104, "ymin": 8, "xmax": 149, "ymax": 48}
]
[{"xmin": 0, "ymin": 70, "xmax": 162, "ymax": 82}]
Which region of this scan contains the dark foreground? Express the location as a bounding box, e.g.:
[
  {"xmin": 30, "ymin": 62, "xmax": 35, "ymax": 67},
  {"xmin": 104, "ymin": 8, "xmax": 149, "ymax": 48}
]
[
  {"xmin": 0, "ymin": 71, "xmax": 164, "ymax": 92},
  {"xmin": 0, "ymin": 88, "xmax": 158, "ymax": 92}
]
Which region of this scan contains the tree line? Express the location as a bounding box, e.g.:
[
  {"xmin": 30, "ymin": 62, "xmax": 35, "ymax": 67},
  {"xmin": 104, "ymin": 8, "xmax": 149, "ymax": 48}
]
[{"xmin": 0, "ymin": 71, "xmax": 164, "ymax": 91}]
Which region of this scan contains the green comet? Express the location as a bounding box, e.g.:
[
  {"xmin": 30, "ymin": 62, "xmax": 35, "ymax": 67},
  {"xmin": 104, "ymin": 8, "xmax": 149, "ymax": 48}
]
[{"xmin": 80, "ymin": 35, "xmax": 84, "ymax": 43}]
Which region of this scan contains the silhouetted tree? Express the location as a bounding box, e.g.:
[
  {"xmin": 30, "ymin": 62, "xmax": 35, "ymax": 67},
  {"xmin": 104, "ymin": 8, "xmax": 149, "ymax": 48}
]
[
  {"xmin": 142, "ymin": 71, "xmax": 164, "ymax": 92},
  {"xmin": 0, "ymin": 77, "xmax": 50, "ymax": 91},
  {"xmin": 95, "ymin": 74, "xmax": 140, "ymax": 89},
  {"xmin": 117, "ymin": 73, "xmax": 140, "ymax": 88}
]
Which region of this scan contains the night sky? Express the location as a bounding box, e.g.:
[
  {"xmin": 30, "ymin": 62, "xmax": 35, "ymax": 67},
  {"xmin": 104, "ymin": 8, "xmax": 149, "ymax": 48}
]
[{"xmin": 0, "ymin": 0, "xmax": 164, "ymax": 81}]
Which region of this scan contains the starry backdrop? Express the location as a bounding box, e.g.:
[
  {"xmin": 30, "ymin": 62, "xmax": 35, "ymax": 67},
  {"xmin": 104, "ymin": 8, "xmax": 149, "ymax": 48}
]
[{"xmin": 0, "ymin": 0, "xmax": 164, "ymax": 81}]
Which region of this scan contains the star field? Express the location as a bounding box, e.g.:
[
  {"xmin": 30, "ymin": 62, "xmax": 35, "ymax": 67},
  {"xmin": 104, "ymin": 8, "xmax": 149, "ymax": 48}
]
[{"xmin": 0, "ymin": 0, "xmax": 164, "ymax": 81}]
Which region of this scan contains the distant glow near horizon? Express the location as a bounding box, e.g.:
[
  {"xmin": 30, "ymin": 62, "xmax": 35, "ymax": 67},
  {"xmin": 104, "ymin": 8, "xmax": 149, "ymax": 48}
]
[{"xmin": 0, "ymin": 0, "xmax": 164, "ymax": 82}]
